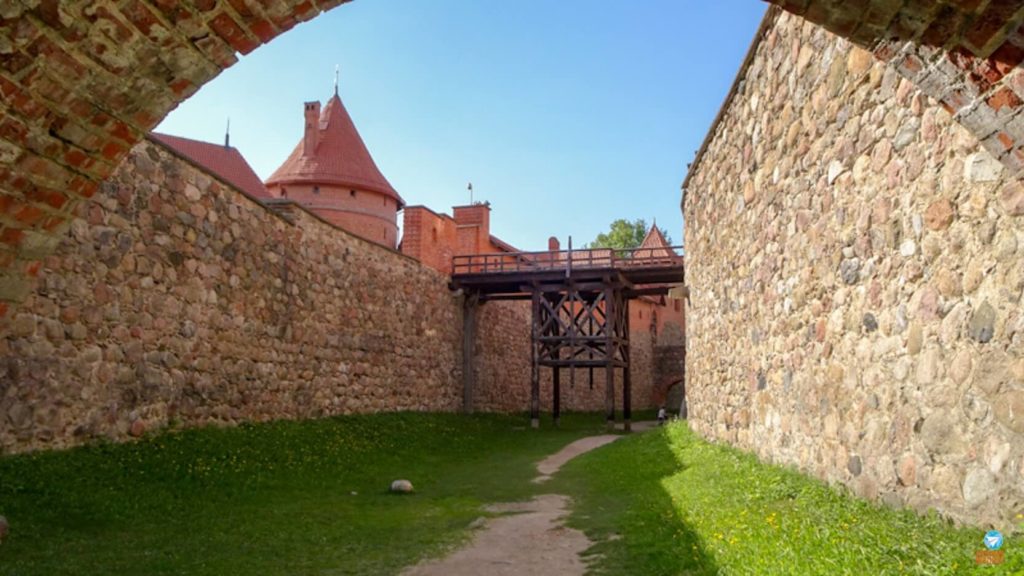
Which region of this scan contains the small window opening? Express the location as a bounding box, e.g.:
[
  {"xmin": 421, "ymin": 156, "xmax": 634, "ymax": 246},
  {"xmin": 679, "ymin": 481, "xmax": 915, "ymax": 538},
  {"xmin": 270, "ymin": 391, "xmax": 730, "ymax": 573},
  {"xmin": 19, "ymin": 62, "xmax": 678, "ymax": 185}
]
[
  {"xmin": 313, "ymin": 186, "xmax": 320, "ymax": 195},
  {"xmin": 350, "ymin": 189, "xmax": 356, "ymax": 197}
]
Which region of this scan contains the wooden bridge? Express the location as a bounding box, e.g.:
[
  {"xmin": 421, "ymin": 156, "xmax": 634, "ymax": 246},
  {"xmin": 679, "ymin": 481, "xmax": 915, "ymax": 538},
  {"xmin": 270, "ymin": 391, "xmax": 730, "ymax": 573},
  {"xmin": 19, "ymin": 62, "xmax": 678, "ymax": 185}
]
[{"xmin": 451, "ymin": 245, "xmax": 685, "ymax": 431}]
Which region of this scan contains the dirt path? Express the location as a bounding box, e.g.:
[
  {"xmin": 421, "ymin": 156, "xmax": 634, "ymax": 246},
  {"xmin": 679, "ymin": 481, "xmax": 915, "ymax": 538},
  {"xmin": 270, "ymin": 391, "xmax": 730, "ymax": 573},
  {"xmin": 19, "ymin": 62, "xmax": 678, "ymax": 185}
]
[
  {"xmin": 402, "ymin": 494, "xmax": 591, "ymax": 576},
  {"xmin": 533, "ymin": 435, "xmax": 620, "ymax": 483},
  {"xmin": 402, "ymin": 423, "xmax": 656, "ymax": 576}
]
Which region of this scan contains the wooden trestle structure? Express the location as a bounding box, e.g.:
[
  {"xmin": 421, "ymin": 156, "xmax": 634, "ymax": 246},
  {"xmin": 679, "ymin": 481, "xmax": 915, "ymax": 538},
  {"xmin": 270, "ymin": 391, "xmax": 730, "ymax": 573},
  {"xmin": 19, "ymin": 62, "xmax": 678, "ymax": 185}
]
[{"xmin": 451, "ymin": 244, "xmax": 684, "ymax": 431}]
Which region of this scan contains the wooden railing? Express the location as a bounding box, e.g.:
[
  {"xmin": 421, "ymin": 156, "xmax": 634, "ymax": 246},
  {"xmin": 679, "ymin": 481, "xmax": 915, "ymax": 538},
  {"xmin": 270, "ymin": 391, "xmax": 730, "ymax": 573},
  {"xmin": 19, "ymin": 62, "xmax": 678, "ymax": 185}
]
[{"xmin": 451, "ymin": 245, "xmax": 684, "ymax": 275}]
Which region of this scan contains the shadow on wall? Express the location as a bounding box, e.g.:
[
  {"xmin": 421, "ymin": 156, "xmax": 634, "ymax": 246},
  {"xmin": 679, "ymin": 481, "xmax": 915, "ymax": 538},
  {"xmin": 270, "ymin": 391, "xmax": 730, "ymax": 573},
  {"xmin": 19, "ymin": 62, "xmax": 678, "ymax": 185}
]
[{"xmin": 659, "ymin": 322, "xmax": 685, "ymax": 347}]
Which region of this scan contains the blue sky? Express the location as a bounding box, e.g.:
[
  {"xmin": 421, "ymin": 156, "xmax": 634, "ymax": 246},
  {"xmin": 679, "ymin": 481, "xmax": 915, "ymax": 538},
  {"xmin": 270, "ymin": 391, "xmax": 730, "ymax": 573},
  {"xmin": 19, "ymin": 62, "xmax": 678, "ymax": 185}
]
[{"xmin": 157, "ymin": 0, "xmax": 767, "ymax": 251}]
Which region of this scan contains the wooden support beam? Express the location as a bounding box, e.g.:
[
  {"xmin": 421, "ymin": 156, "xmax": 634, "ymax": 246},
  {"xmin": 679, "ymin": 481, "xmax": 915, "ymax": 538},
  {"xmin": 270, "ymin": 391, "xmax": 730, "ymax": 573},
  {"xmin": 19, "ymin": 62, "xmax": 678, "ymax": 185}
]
[
  {"xmin": 538, "ymin": 359, "xmax": 628, "ymax": 368},
  {"xmin": 530, "ymin": 290, "xmax": 541, "ymax": 429},
  {"xmin": 625, "ymin": 287, "xmax": 675, "ymax": 298},
  {"xmin": 618, "ymin": 293, "xmax": 626, "ymax": 428},
  {"xmin": 618, "ymin": 362, "xmax": 626, "ymax": 430},
  {"xmin": 479, "ymin": 283, "xmax": 676, "ymax": 303},
  {"xmin": 479, "ymin": 293, "xmax": 532, "ymax": 302},
  {"xmin": 604, "ymin": 284, "xmax": 616, "ymax": 429},
  {"xmin": 610, "ymin": 271, "xmax": 635, "ymax": 291},
  {"xmin": 553, "ymin": 366, "xmax": 561, "ymax": 428},
  {"xmin": 537, "ymin": 335, "xmax": 628, "ymax": 344},
  {"xmin": 462, "ymin": 292, "xmax": 479, "ymax": 413},
  {"xmin": 623, "ymin": 366, "xmax": 632, "ymax": 432}
]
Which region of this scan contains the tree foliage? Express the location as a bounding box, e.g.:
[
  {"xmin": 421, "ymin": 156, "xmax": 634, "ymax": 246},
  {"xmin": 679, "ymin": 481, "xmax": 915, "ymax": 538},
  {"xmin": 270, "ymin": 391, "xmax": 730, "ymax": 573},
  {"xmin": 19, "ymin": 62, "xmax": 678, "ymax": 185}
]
[{"xmin": 587, "ymin": 218, "xmax": 672, "ymax": 250}]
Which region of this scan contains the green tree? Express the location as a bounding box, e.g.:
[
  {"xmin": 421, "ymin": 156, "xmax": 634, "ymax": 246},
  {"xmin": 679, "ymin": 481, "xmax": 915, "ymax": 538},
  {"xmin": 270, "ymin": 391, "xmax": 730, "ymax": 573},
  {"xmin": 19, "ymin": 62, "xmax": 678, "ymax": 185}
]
[{"xmin": 587, "ymin": 218, "xmax": 672, "ymax": 250}]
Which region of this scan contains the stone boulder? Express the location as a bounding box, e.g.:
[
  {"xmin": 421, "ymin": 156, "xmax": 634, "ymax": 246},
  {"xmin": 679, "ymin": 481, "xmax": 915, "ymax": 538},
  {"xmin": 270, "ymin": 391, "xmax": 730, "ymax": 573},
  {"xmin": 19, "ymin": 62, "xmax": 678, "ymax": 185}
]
[
  {"xmin": 390, "ymin": 479, "xmax": 414, "ymax": 494},
  {"xmin": 962, "ymin": 468, "xmax": 997, "ymax": 509}
]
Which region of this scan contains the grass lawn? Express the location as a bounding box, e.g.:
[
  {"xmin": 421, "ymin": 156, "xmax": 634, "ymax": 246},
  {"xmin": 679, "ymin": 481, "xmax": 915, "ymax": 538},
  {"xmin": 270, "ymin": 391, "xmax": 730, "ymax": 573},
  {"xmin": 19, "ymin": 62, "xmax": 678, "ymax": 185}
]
[
  {"xmin": 0, "ymin": 412, "xmax": 610, "ymax": 575},
  {"xmin": 2, "ymin": 413, "xmax": 1021, "ymax": 575},
  {"xmin": 552, "ymin": 421, "xmax": 1024, "ymax": 575}
]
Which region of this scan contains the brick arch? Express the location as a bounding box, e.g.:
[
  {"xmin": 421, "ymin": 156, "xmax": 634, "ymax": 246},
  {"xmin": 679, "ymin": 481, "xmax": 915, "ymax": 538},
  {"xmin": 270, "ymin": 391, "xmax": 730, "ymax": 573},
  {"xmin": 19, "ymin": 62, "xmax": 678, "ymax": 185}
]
[
  {"xmin": 767, "ymin": 0, "xmax": 1024, "ymax": 174},
  {"xmin": 0, "ymin": 0, "xmax": 1022, "ymax": 314},
  {"xmin": 0, "ymin": 0, "xmax": 351, "ymax": 315},
  {"xmin": 652, "ymin": 377, "xmax": 684, "ymax": 408}
]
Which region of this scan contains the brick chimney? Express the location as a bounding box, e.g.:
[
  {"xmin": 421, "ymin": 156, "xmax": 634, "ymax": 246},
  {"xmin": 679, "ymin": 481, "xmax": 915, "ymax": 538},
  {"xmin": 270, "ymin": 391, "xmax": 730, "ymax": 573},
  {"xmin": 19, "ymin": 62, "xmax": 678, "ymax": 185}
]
[
  {"xmin": 454, "ymin": 203, "xmax": 491, "ymax": 255},
  {"xmin": 401, "ymin": 206, "xmax": 455, "ymax": 274},
  {"xmin": 402, "ymin": 207, "xmax": 428, "ymax": 261},
  {"xmin": 302, "ymin": 101, "xmax": 321, "ymax": 157},
  {"xmin": 548, "ymin": 236, "xmax": 560, "ymax": 251}
]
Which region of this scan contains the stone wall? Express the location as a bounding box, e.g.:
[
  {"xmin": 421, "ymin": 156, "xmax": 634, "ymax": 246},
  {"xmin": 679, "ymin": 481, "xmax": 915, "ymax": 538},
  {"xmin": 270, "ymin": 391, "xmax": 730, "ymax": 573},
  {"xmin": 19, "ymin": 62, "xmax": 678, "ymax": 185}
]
[
  {"xmin": 684, "ymin": 11, "xmax": 1024, "ymax": 527},
  {"xmin": 0, "ymin": 137, "xmax": 462, "ymax": 453}
]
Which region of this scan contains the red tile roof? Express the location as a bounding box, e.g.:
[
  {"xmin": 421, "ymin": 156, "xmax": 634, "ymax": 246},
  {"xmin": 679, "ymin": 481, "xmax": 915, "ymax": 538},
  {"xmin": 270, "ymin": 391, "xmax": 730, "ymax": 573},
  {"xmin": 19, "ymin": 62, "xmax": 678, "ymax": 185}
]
[
  {"xmin": 640, "ymin": 223, "xmax": 667, "ymax": 247},
  {"xmin": 637, "ymin": 223, "xmax": 677, "ymax": 259},
  {"xmin": 489, "ymin": 235, "xmax": 520, "ymax": 254},
  {"xmin": 266, "ymin": 94, "xmax": 403, "ymax": 206},
  {"xmin": 151, "ymin": 132, "xmax": 271, "ymax": 200}
]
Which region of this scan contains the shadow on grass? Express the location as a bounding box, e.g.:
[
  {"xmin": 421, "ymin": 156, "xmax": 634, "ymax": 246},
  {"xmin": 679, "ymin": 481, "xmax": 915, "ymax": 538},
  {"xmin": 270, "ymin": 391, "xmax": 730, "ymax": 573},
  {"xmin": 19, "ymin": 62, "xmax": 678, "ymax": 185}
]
[
  {"xmin": 0, "ymin": 412, "xmax": 614, "ymax": 576},
  {"xmin": 550, "ymin": 425, "xmax": 719, "ymax": 575}
]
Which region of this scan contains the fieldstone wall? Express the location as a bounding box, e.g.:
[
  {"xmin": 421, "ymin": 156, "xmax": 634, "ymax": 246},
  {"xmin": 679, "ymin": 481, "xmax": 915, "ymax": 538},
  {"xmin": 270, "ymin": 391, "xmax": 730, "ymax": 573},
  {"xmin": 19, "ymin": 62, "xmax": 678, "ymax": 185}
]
[
  {"xmin": 0, "ymin": 137, "xmax": 463, "ymax": 453},
  {"xmin": 684, "ymin": 11, "xmax": 1024, "ymax": 527}
]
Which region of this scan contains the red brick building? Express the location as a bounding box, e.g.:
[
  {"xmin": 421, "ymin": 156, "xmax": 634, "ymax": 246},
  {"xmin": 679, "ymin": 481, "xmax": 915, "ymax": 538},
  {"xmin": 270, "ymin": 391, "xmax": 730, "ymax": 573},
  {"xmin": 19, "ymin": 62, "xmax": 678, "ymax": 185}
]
[
  {"xmin": 401, "ymin": 203, "xmax": 520, "ymax": 274},
  {"xmin": 265, "ymin": 88, "xmax": 404, "ymax": 248}
]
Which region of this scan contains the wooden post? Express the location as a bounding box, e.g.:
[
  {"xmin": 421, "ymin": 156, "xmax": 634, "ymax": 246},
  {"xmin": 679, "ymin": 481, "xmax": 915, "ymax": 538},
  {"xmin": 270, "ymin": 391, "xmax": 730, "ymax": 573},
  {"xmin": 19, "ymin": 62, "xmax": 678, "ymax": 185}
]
[
  {"xmin": 553, "ymin": 366, "xmax": 561, "ymax": 427},
  {"xmin": 552, "ymin": 302, "xmax": 562, "ymax": 428},
  {"xmin": 530, "ymin": 290, "xmax": 541, "ymax": 429},
  {"xmin": 623, "ymin": 298, "xmax": 631, "ymax": 432},
  {"xmin": 622, "ymin": 364, "xmax": 632, "ymax": 433},
  {"xmin": 588, "ymin": 304, "xmax": 594, "ymax": 389},
  {"xmin": 462, "ymin": 292, "xmax": 479, "ymax": 413},
  {"xmin": 604, "ymin": 285, "xmax": 616, "ymax": 430}
]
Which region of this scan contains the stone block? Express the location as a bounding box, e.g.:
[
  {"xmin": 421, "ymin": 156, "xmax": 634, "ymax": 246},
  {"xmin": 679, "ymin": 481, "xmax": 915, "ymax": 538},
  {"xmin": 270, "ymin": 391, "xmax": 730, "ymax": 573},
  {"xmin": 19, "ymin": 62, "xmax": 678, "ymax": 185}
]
[{"xmin": 964, "ymin": 151, "xmax": 1004, "ymax": 182}]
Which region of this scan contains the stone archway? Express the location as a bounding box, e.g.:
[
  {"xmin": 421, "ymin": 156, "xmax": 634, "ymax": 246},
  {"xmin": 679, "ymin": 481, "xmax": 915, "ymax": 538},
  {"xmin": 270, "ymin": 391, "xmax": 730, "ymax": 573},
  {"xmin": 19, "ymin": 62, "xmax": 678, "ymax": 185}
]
[
  {"xmin": 0, "ymin": 0, "xmax": 1022, "ymax": 314},
  {"xmin": 652, "ymin": 377, "xmax": 684, "ymax": 409}
]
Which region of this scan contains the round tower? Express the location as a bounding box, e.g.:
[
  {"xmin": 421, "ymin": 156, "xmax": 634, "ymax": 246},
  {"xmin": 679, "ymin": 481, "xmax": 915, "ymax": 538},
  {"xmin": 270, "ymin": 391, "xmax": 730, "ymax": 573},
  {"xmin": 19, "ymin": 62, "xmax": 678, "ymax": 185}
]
[{"xmin": 266, "ymin": 87, "xmax": 403, "ymax": 247}]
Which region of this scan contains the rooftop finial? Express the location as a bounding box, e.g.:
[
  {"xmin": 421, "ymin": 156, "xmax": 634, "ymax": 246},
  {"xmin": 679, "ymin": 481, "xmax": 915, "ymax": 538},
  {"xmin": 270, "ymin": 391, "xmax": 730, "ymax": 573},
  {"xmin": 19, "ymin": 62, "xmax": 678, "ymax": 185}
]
[
  {"xmin": 334, "ymin": 64, "xmax": 339, "ymax": 96},
  {"xmin": 224, "ymin": 117, "xmax": 230, "ymax": 148}
]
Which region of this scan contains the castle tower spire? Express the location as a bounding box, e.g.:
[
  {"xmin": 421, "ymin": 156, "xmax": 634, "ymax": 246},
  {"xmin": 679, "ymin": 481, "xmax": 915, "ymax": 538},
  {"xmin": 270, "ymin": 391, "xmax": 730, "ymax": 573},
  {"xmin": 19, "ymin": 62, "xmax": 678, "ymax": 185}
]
[{"xmin": 265, "ymin": 85, "xmax": 404, "ymax": 248}]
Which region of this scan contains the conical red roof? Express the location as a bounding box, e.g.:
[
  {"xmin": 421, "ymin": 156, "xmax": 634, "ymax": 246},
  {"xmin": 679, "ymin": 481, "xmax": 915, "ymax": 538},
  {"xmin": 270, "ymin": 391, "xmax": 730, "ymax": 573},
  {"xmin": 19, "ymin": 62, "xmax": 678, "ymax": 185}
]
[
  {"xmin": 266, "ymin": 93, "xmax": 403, "ymax": 206},
  {"xmin": 637, "ymin": 223, "xmax": 678, "ymax": 259}
]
